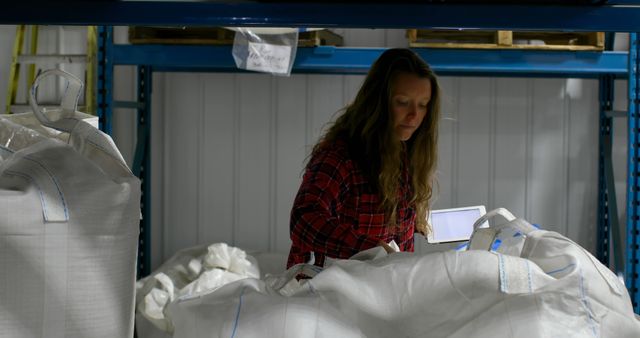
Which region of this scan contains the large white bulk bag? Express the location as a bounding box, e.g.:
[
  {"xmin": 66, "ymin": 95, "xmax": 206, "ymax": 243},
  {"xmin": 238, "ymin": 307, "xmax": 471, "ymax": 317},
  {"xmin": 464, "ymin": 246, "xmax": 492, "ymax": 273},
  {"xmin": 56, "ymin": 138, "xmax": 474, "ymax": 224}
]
[
  {"xmin": 0, "ymin": 70, "xmax": 141, "ymax": 338},
  {"xmin": 135, "ymin": 243, "xmax": 260, "ymax": 337},
  {"xmin": 134, "ymin": 244, "xmax": 289, "ymax": 338},
  {"xmin": 167, "ymin": 209, "xmax": 640, "ymax": 338}
]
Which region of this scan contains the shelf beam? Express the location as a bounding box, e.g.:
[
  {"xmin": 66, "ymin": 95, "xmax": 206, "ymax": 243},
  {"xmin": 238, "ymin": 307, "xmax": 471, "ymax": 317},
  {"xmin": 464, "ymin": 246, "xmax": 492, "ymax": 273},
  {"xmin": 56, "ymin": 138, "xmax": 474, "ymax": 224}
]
[
  {"xmin": 3, "ymin": 2, "xmax": 640, "ymax": 31},
  {"xmin": 112, "ymin": 45, "xmax": 628, "ymax": 78}
]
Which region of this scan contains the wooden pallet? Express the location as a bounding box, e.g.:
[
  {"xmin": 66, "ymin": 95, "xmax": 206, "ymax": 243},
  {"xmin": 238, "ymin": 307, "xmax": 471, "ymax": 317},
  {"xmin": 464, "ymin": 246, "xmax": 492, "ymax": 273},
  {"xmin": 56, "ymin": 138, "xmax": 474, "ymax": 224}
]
[
  {"xmin": 407, "ymin": 29, "xmax": 604, "ymax": 51},
  {"xmin": 129, "ymin": 27, "xmax": 344, "ymax": 47}
]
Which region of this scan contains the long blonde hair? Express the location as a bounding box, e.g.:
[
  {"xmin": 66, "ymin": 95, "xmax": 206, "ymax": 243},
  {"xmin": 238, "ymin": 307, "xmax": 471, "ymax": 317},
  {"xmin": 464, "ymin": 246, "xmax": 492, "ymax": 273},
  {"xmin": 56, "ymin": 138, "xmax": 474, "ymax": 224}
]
[{"xmin": 311, "ymin": 48, "xmax": 440, "ymax": 229}]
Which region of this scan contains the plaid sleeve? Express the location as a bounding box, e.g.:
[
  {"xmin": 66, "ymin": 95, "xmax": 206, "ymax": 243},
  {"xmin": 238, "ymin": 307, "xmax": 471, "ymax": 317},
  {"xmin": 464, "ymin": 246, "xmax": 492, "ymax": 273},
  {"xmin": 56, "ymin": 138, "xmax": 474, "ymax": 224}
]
[{"xmin": 290, "ymin": 148, "xmax": 380, "ymax": 259}]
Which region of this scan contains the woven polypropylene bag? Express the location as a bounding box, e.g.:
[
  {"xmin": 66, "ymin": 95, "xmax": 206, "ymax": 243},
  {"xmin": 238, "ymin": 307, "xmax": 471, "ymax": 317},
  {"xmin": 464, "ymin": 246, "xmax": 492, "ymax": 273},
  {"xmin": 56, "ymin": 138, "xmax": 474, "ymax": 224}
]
[
  {"xmin": 167, "ymin": 210, "xmax": 640, "ymax": 338},
  {"xmin": 0, "ymin": 69, "xmax": 140, "ymax": 338}
]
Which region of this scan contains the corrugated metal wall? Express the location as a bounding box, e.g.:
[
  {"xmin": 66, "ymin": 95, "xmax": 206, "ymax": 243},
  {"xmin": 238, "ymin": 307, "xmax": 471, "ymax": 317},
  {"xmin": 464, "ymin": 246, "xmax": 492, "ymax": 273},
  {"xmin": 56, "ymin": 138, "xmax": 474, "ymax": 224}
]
[
  {"xmin": 0, "ymin": 26, "xmax": 629, "ymax": 271},
  {"xmin": 145, "ymin": 72, "xmax": 608, "ymax": 266}
]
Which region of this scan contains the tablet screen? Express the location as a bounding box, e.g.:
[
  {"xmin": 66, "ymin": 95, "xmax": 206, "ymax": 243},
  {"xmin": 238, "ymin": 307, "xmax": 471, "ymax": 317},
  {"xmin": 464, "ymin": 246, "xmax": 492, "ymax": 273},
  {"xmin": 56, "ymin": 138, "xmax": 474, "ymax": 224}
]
[{"xmin": 427, "ymin": 206, "xmax": 487, "ymax": 243}]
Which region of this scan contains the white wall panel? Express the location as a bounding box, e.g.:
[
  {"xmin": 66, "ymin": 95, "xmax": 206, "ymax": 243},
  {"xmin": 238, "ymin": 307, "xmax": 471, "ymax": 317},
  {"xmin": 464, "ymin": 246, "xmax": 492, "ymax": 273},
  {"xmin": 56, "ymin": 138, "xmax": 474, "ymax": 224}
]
[
  {"xmin": 307, "ymin": 75, "xmax": 345, "ymax": 146},
  {"xmin": 335, "ymin": 29, "xmax": 386, "ymax": 47},
  {"xmin": 200, "ymin": 74, "xmax": 236, "ymax": 247},
  {"xmin": 154, "ymin": 73, "xmax": 603, "ymax": 266},
  {"xmin": 434, "ymin": 77, "xmax": 458, "ymax": 209},
  {"xmin": 236, "ymin": 75, "xmax": 272, "ymax": 251},
  {"xmin": 494, "ymin": 78, "xmax": 528, "ymax": 221},
  {"xmin": 151, "ymin": 73, "xmax": 166, "ymax": 271},
  {"xmin": 529, "ymin": 79, "xmax": 569, "ymax": 235},
  {"xmin": 457, "ymin": 77, "xmax": 492, "ymax": 206},
  {"xmin": 385, "ymin": 30, "xmax": 411, "ymax": 48},
  {"xmin": 566, "ymin": 79, "xmax": 599, "ymax": 253},
  {"xmin": 343, "ymin": 75, "xmax": 363, "ymax": 105},
  {"xmin": 164, "ymin": 73, "xmax": 201, "ymax": 257},
  {"xmin": 58, "ymin": 26, "xmax": 86, "ymax": 94},
  {"xmin": 275, "ymin": 75, "xmax": 308, "ymax": 253}
]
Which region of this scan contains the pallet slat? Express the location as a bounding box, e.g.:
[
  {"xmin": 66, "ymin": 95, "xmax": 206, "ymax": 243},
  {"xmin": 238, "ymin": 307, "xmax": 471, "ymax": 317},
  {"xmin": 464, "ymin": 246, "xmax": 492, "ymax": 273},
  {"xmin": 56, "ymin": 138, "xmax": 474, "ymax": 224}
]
[
  {"xmin": 407, "ymin": 29, "xmax": 604, "ymax": 51},
  {"xmin": 129, "ymin": 27, "xmax": 343, "ymax": 47}
]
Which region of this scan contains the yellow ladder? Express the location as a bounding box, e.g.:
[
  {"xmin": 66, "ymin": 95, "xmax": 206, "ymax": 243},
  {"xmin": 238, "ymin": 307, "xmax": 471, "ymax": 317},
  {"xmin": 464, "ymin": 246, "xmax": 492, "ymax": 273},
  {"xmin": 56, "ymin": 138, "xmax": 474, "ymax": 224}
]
[{"xmin": 5, "ymin": 25, "xmax": 97, "ymax": 114}]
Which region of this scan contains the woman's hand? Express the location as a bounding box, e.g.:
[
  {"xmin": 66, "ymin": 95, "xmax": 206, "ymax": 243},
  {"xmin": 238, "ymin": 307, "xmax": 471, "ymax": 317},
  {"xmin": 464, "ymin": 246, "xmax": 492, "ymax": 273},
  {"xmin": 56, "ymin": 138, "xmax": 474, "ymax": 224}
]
[{"xmin": 378, "ymin": 240, "xmax": 396, "ymax": 254}]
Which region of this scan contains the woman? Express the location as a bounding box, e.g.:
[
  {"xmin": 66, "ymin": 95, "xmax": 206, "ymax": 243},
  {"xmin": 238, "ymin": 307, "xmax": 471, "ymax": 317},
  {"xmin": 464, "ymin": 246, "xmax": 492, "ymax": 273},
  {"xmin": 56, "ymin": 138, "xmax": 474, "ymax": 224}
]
[{"xmin": 287, "ymin": 48, "xmax": 441, "ymax": 268}]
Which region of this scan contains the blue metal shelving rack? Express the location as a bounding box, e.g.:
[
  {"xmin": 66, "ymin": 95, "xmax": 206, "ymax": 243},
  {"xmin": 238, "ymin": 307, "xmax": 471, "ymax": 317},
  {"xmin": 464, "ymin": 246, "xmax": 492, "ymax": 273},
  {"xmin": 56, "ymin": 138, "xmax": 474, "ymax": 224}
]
[
  {"xmin": 625, "ymin": 33, "xmax": 640, "ymax": 308},
  {"xmin": 6, "ymin": 0, "xmax": 639, "ymax": 312}
]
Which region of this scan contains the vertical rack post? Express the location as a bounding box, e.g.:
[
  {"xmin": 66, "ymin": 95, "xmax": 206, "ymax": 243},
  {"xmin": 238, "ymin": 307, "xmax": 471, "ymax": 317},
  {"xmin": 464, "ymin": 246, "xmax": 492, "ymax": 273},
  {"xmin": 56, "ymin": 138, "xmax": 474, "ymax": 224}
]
[
  {"xmin": 132, "ymin": 65, "xmax": 152, "ymax": 278},
  {"xmin": 598, "ymin": 74, "xmax": 624, "ymax": 276},
  {"xmin": 97, "ymin": 26, "xmax": 113, "ymax": 134},
  {"xmin": 598, "ymin": 29, "xmax": 618, "ymax": 269},
  {"xmin": 598, "ymin": 75, "xmax": 614, "ymax": 266},
  {"xmin": 626, "ymin": 32, "xmax": 640, "ymax": 314}
]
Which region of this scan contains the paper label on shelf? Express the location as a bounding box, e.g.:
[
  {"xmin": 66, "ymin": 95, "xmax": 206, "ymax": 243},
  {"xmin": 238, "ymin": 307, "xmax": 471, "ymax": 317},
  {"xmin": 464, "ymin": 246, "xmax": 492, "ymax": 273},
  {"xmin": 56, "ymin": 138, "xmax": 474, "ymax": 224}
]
[{"xmin": 246, "ymin": 42, "xmax": 291, "ymax": 74}]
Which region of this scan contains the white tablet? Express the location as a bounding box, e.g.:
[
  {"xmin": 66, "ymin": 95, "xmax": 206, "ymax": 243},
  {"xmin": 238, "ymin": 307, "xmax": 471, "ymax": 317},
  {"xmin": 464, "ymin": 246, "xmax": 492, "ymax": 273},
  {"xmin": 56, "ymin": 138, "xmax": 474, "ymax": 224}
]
[{"xmin": 426, "ymin": 205, "xmax": 489, "ymax": 244}]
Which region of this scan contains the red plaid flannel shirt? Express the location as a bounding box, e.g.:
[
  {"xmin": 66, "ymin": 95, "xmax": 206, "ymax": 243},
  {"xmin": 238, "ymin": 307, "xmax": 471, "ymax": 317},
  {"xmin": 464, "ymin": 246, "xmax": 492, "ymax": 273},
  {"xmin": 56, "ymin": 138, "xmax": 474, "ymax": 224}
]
[{"xmin": 287, "ymin": 138, "xmax": 416, "ymax": 268}]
